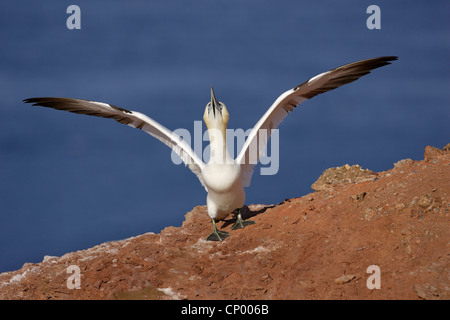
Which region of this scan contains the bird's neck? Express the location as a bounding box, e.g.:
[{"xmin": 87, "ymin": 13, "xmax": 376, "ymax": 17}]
[{"xmin": 207, "ymin": 125, "xmax": 231, "ymax": 164}]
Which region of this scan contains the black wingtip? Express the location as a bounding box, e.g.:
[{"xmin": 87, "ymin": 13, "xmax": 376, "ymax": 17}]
[
  {"xmin": 372, "ymin": 56, "xmax": 398, "ymax": 67},
  {"xmin": 23, "ymin": 97, "xmax": 46, "ymax": 106},
  {"xmin": 382, "ymin": 56, "xmax": 398, "ymax": 61},
  {"xmin": 380, "ymin": 55, "xmax": 398, "ymax": 65}
]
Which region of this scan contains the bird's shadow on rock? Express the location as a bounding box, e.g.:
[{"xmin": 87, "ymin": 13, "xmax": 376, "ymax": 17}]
[{"xmin": 221, "ymin": 204, "xmax": 275, "ymax": 228}]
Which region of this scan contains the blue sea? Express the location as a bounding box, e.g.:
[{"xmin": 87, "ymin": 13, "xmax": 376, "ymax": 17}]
[{"xmin": 0, "ymin": 0, "xmax": 449, "ymax": 273}]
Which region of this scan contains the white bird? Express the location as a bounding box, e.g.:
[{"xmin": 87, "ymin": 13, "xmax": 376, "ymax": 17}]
[{"xmin": 24, "ymin": 56, "xmax": 397, "ymax": 241}]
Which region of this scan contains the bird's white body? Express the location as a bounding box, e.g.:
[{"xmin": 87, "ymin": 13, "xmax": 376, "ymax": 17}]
[
  {"xmin": 203, "ymin": 162, "xmax": 245, "ymax": 221},
  {"xmin": 24, "ymin": 56, "xmax": 397, "ymax": 240},
  {"xmin": 201, "ymin": 91, "xmax": 246, "ymax": 221}
]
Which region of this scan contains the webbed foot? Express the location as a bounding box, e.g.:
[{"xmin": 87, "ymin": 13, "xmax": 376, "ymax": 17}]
[
  {"xmin": 206, "ymin": 230, "xmax": 230, "ymax": 241},
  {"xmin": 231, "ymin": 212, "xmax": 256, "ymax": 231},
  {"xmin": 206, "ymin": 218, "xmax": 230, "ymax": 241}
]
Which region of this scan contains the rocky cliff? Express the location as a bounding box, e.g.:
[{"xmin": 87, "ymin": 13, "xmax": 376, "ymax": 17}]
[{"xmin": 0, "ymin": 144, "xmax": 448, "ymax": 300}]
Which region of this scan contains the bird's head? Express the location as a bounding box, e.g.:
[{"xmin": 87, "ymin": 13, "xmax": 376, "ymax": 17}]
[{"xmin": 203, "ymin": 86, "xmax": 229, "ymax": 131}]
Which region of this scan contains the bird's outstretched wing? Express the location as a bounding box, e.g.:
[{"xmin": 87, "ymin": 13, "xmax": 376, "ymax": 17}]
[
  {"xmin": 23, "ymin": 97, "xmax": 207, "ymax": 190},
  {"xmin": 236, "ymin": 56, "xmax": 398, "ymax": 187}
]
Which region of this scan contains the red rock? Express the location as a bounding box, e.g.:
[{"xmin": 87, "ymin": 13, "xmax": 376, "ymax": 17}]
[
  {"xmin": 0, "ymin": 144, "xmax": 449, "ymax": 300},
  {"xmin": 424, "ymin": 146, "xmax": 443, "ymax": 160}
]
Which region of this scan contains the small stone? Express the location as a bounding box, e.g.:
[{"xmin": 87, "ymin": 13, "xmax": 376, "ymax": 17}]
[
  {"xmin": 418, "ymin": 194, "xmax": 433, "ymax": 208},
  {"xmin": 42, "ymin": 255, "xmax": 58, "ymax": 263},
  {"xmin": 335, "ymin": 274, "xmax": 355, "ymax": 284},
  {"xmin": 363, "ymin": 208, "xmax": 375, "ymax": 221},
  {"xmin": 350, "ymin": 192, "xmax": 367, "ymax": 202}
]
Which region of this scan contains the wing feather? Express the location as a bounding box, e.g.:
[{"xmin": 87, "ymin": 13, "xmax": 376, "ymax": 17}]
[
  {"xmin": 23, "ymin": 97, "xmax": 207, "ymax": 190},
  {"xmin": 236, "ymin": 56, "xmax": 398, "ymax": 187}
]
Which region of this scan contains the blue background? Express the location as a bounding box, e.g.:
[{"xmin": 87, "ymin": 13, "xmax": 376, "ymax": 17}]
[{"xmin": 0, "ymin": 1, "xmax": 448, "ymax": 272}]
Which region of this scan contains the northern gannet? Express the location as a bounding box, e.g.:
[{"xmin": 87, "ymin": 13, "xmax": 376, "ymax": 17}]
[{"xmin": 24, "ymin": 56, "xmax": 397, "ymax": 241}]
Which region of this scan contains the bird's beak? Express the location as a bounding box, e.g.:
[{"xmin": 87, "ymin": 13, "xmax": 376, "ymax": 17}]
[{"xmin": 210, "ymin": 86, "xmax": 219, "ymax": 117}]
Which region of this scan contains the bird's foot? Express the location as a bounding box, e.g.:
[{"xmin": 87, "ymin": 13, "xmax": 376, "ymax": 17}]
[
  {"xmin": 206, "ymin": 230, "xmax": 230, "ymax": 242},
  {"xmin": 231, "ymin": 213, "xmax": 256, "ymax": 231},
  {"xmin": 206, "ymin": 218, "xmax": 230, "ymax": 241}
]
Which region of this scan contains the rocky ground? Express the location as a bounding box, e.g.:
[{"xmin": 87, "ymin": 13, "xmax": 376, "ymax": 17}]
[{"xmin": 0, "ymin": 144, "xmax": 448, "ymax": 300}]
